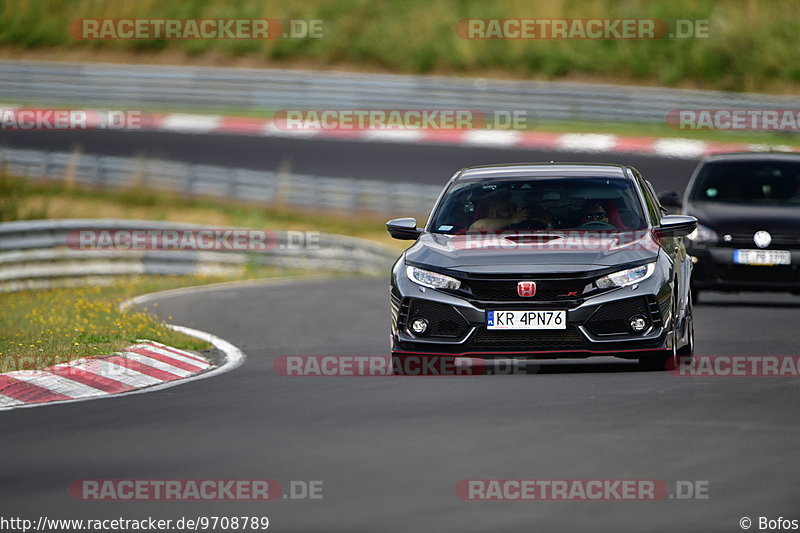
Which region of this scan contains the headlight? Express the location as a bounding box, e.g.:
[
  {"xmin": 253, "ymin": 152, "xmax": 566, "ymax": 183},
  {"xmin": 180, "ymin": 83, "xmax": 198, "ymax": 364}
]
[
  {"xmin": 687, "ymin": 223, "xmax": 718, "ymax": 244},
  {"xmin": 594, "ymin": 263, "xmax": 656, "ymax": 290},
  {"xmin": 406, "ymin": 266, "xmax": 461, "ymax": 290}
]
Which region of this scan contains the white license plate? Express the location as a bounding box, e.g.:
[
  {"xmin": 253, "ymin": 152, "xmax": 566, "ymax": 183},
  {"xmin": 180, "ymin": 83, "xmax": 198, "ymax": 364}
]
[
  {"xmin": 487, "ymin": 310, "xmax": 566, "ymax": 330},
  {"xmin": 733, "ymin": 249, "xmax": 791, "ymax": 266}
]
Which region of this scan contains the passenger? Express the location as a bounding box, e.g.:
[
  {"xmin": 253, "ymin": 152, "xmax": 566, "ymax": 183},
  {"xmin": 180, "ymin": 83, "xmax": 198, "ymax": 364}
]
[{"xmin": 469, "ymin": 198, "xmax": 528, "ymax": 231}]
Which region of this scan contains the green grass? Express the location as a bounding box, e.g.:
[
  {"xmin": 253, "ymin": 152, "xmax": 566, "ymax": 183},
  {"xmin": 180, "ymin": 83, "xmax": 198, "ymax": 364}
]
[
  {"xmin": 0, "ymin": 272, "xmax": 313, "ymax": 369},
  {"xmin": 0, "ymin": 277, "xmax": 213, "ymax": 370},
  {"xmin": 1, "ymin": 0, "xmax": 798, "ymax": 93}
]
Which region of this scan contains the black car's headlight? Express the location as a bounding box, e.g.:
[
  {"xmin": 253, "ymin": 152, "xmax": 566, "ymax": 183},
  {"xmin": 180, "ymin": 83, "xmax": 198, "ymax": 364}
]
[
  {"xmin": 406, "ymin": 266, "xmax": 461, "ymax": 290},
  {"xmin": 687, "ymin": 223, "xmax": 718, "ymax": 245},
  {"xmin": 594, "ymin": 263, "xmax": 656, "ymax": 290}
]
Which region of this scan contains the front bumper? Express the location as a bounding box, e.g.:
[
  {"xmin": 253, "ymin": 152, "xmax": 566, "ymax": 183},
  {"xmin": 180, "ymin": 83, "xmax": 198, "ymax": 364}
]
[
  {"xmin": 690, "ymin": 247, "xmax": 800, "ymax": 292},
  {"xmin": 391, "ymin": 274, "xmax": 673, "ymax": 358}
]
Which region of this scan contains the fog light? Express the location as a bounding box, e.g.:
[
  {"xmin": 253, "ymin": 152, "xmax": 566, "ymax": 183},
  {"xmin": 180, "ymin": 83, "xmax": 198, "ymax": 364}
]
[
  {"xmin": 629, "ymin": 315, "xmax": 648, "ymax": 332},
  {"xmin": 410, "ymin": 318, "xmax": 429, "ymax": 335}
]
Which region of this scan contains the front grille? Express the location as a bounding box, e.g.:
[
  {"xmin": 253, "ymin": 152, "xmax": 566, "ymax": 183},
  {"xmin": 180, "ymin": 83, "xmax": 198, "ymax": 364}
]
[
  {"xmin": 470, "ymin": 326, "xmax": 584, "ymax": 351},
  {"xmin": 463, "ymin": 279, "xmax": 586, "ymax": 301},
  {"xmin": 718, "ymin": 265, "xmax": 799, "ymax": 283},
  {"xmin": 585, "ymin": 297, "xmax": 650, "ymax": 336},
  {"xmin": 722, "ymin": 234, "xmax": 800, "ymax": 249},
  {"xmin": 407, "ymin": 299, "xmax": 470, "ymax": 338}
]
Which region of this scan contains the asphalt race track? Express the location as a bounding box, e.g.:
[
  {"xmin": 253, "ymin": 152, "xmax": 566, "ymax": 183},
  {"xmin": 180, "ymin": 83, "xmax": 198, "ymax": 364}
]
[
  {"xmin": 1, "ymin": 134, "xmax": 799, "ymax": 532},
  {"xmin": 0, "ymin": 130, "xmax": 701, "ymax": 189},
  {"xmin": 2, "ymin": 278, "xmax": 800, "ymax": 532}
]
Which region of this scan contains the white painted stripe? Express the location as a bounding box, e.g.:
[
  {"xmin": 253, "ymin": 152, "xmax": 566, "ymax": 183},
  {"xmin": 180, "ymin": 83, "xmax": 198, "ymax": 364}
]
[
  {"xmin": 0, "ymin": 393, "xmax": 24, "ymax": 407},
  {"xmin": 361, "ymin": 130, "xmax": 425, "ymax": 142},
  {"xmin": 5, "ymin": 370, "xmax": 107, "ymax": 399},
  {"xmin": 557, "ymin": 133, "xmax": 618, "ymax": 152},
  {"xmin": 137, "ymin": 340, "xmax": 207, "ymax": 362},
  {"xmin": 652, "ymin": 138, "xmax": 708, "ymax": 158},
  {"xmin": 130, "ymin": 343, "xmax": 210, "ymax": 369},
  {"xmin": 462, "ymin": 129, "xmax": 522, "ymax": 147},
  {"xmin": 58, "ymin": 358, "xmax": 162, "ymax": 388},
  {"xmin": 121, "ymin": 352, "xmax": 193, "ymax": 377},
  {"xmin": 161, "ymin": 113, "xmax": 222, "ymax": 133}
]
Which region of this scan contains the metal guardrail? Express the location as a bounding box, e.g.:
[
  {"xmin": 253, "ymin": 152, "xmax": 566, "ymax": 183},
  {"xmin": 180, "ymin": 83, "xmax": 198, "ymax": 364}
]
[
  {"xmin": 0, "ymin": 219, "xmax": 398, "ymax": 293},
  {"xmin": 1, "ymin": 60, "xmax": 798, "ymax": 124},
  {"xmin": 0, "ymin": 147, "xmax": 444, "ymax": 215}
]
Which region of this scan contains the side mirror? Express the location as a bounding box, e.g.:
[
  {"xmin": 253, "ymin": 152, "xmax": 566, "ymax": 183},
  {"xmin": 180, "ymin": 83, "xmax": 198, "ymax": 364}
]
[
  {"xmin": 657, "ymin": 215, "xmax": 697, "ymax": 238},
  {"xmin": 658, "ymin": 190, "xmax": 682, "ymax": 208},
  {"xmin": 386, "ymin": 217, "xmax": 422, "ymax": 240}
]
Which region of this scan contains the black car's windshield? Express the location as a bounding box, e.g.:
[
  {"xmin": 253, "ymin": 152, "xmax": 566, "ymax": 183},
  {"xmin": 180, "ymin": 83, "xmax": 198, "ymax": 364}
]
[
  {"xmin": 690, "ymin": 160, "xmax": 800, "ymax": 205},
  {"xmin": 428, "ymin": 177, "xmax": 647, "ymax": 234}
]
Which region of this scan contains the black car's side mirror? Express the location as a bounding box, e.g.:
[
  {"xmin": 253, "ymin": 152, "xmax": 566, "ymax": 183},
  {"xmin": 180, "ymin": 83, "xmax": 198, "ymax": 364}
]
[
  {"xmin": 657, "ymin": 215, "xmax": 697, "ymax": 238},
  {"xmin": 386, "ymin": 217, "xmax": 422, "ymax": 240},
  {"xmin": 657, "ymin": 190, "xmax": 682, "ymax": 208}
]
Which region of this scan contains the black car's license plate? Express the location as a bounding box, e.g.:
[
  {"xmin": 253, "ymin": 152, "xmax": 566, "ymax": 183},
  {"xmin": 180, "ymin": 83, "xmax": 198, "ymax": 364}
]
[{"xmin": 486, "ymin": 310, "xmax": 566, "ymax": 330}]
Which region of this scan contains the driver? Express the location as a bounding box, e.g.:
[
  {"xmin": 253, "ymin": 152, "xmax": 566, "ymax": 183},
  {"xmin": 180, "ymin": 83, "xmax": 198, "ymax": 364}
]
[{"xmin": 579, "ymin": 201, "xmax": 609, "ymax": 226}]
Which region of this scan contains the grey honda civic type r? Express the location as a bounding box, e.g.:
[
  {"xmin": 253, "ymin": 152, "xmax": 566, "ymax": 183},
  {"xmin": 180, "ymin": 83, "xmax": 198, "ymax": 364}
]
[{"xmin": 387, "ymin": 163, "xmax": 698, "ymax": 370}]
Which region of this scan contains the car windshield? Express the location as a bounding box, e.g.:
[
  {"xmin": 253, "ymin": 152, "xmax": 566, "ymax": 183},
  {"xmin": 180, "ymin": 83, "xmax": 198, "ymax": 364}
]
[
  {"xmin": 690, "ymin": 160, "xmax": 800, "ymax": 205},
  {"xmin": 428, "ymin": 177, "xmax": 647, "ymax": 234}
]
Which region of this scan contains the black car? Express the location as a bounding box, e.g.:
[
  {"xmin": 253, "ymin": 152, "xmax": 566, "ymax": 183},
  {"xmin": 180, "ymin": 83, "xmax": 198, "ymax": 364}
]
[
  {"xmin": 387, "ymin": 163, "xmax": 697, "ymax": 370},
  {"xmin": 660, "ymin": 152, "xmax": 800, "ymax": 299}
]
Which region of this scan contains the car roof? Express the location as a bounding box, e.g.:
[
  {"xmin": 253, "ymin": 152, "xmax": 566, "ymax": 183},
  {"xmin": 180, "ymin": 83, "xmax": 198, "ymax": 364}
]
[
  {"xmin": 456, "ymin": 163, "xmax": 630, "ymax": 181},
  {"xmin": 701, "ymin": 152, "xmax": 800, "ymax": 163}
]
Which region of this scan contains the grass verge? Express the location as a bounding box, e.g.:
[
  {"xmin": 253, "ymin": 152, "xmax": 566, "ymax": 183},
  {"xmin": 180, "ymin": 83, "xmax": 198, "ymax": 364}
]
[
  {"xmin": 1, "ymin": 0, "xmax": 798, "ymax": 93},
  {"xmin": 0, "ymin": 270, "xmax": 324, "ymax": 370}
]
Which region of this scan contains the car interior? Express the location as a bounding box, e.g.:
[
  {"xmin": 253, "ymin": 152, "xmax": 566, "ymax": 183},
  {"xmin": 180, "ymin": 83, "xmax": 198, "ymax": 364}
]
[{"xmin": 430, "ymin": 178, "xmax": 647, "ymax": 233}]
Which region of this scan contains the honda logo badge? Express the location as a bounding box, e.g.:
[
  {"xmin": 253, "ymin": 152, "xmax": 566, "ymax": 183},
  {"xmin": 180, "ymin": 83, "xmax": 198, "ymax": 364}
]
[{"xmin": 517, "ymin": 281, "xmax": 536, "ymax": 297}]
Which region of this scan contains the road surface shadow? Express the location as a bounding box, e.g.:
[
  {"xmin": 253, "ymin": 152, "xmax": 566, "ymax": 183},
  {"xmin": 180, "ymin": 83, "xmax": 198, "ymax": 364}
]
[{"xmin": 476, "ymin": 358, "xmax": 646, "ymax": 375}]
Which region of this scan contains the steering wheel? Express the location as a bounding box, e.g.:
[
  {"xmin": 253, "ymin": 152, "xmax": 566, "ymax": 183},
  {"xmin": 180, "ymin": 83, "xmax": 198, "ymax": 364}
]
[{"xmin": 577, "ymin": 220, "xmax": 616, "ymax": 229}]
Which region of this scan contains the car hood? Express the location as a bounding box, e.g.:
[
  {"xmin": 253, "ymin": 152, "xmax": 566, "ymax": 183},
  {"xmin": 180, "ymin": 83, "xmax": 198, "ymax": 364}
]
[
  {"xmin": 405, "ymin": 232, "xmax": 659, "ymax": 274},
  {"xmin": 685, "ymin": 201, "xmax": 800, "ymax": 235}
]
